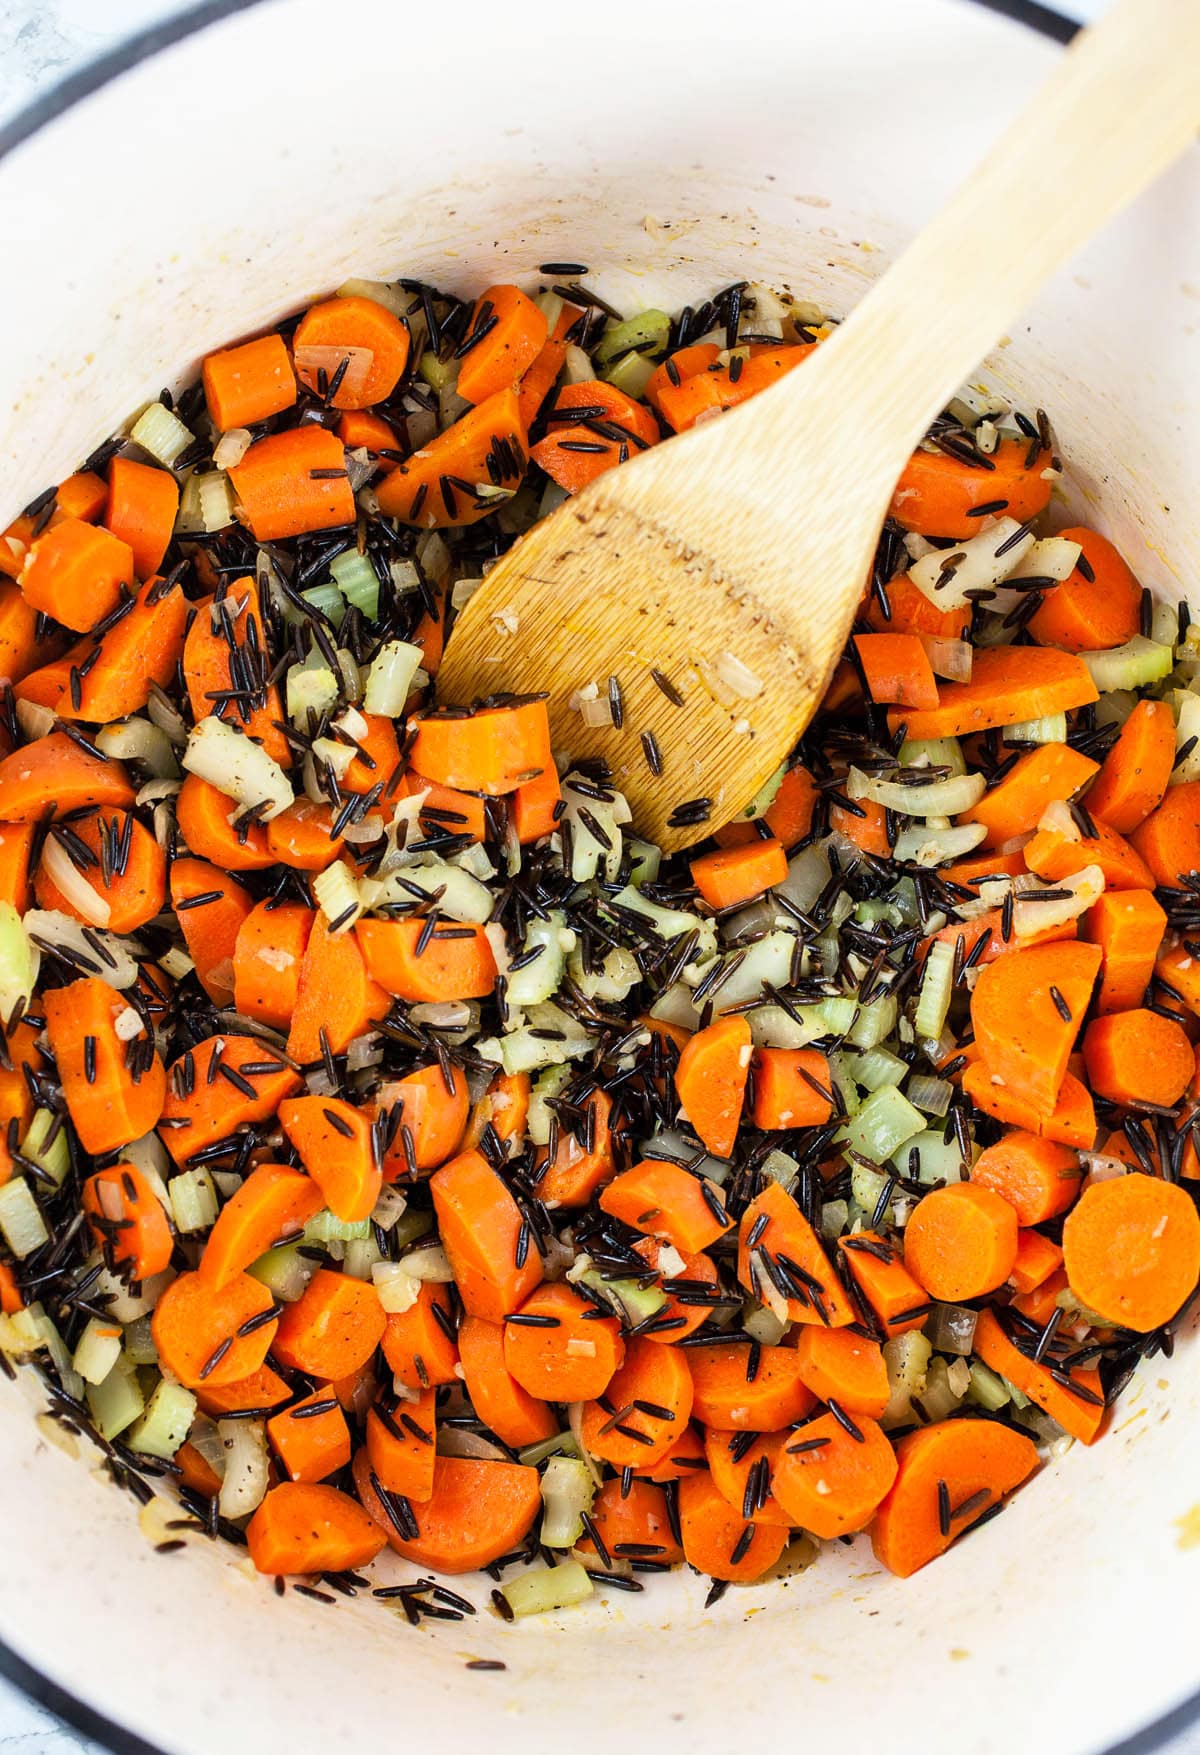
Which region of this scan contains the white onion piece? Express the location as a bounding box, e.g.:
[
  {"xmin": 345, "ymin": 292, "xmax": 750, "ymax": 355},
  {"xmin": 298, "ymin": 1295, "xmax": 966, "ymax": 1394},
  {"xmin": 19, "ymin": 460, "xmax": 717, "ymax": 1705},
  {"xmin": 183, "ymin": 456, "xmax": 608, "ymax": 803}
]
[
  {"xmin": 907, "ymin": 517, "xmax": 1035, "ymax": 611},
  {"xmin": 212, "ymin": 427, "xmax": 252, "ymax": 469},
  {"xmin": 847, "ymin": 766, "xmax": 985, "ymax": 820},
  {"xmin": 22, "ymin": 909, "xmax": 139, "ymax": 987},
  {"xmin": 39, "ymin": 835, "xmax": 110, "ymax": 927},
  {"xmin": 1013, "ymin": 863, "xmax": 1104, "ymax": 936},
  {"xmin": 437, "ymin": 1428, "xmax": 510, "ymax": 1462},
  {"xmin": 15, "ymin": 700, "xmax": 55, "ymax": 740},
  {"xmin": 216, "ymin": 1418, "xmax": 269, "ymax": 1520},
  {"xmin": 921, "ymin": 637, "xmax": 973, "ymax": 683},
  {"xmin": 183, "ymin": 716, "xmax": 292, "ymax": 821}
]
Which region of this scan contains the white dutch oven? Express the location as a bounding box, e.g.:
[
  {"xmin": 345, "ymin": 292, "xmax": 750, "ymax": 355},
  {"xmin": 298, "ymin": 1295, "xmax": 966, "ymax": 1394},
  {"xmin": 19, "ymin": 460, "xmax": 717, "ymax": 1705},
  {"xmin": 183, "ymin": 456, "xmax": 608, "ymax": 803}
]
[{"xmin": 0, "ymin": 1, "xmax": 1198, "ymax": 1750}]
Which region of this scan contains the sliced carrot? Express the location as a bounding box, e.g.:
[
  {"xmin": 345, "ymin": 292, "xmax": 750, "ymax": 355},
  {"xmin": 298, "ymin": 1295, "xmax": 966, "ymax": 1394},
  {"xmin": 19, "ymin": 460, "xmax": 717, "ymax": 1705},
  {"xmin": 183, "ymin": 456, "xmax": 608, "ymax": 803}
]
[
  {"xmin": 0, "ymin": 472, "xmax": 108, "ymax": 582},
  {"xmin": 353, "ymin": 1450, "xmax": 540, "ymax": 1574},
  {"xmin": 577, "ymin": 1476, "xmax": 686, "ymax": 1561},
  {"xmin": 200, "ymin": 1162, "xmax": 322, "ymax": 1289},
  {"xmin": 377, "ymin": 1063, "xmax": 470, "ymax": 1178},
  {"xmin": 925, "ymin": 907, "xmax": 1077, "ymax": 970},
  {"xmin": 81, "ymin": 1163, "xmax": 173, "ymax": 1281},
  {"xmin": 375, "ymin": 388, "xmax": 527, "ymax": 530},
  {"xmin": 159, "ymin": 1034, "xmax": 300, "ymax": 1167},
  {"xmin": 356, "ymin": 917, "xmax": 497, "ymax": 1005},
  {"xmin": 690, "ymin": 838, "xmax": 787, "ymax": 911},
  {"xmin": 853, "ymin": 633, "xmax": 939, "ymax": 710},
  {"xmin": 793, "ymin": 1327, "xmax": 890, "ymax": 1419},
  {"xmin": 151, "ymin": 1269, "xmax": 278, "ymax": 1389},
  {"xmin": 972, "ymin": 1308, "xmax": 1105, "ymax": 1443},
  {"xmin": 104, "ymin": 458, "xmax": 179, "ymax": 581},
  {"xmin": 195, "ymin": 1361, "xmax": 291, "ymax": 1417},
  {"xmin": 1063, "ymin": 1173, "xmax": 1200, "ymax": 1332},
  {"xmin": 971, "ymin": 940, "xmax": 1101, "ymax": 1113},
  {"xmin": 1024, "ymin": 811, "xmax": 1154, "ymax": 892},
  {"xmin": 772, "ymin": 1410, "xmax": 897, "ymax": 1539},
  {"xmin": 737, "ymin": 1180, "xmax": 856, "ymax": 1327},
  {"xmin": 228, "ymin": 426, "xmax": 356, "ymax": 542},
  {"xmin": 960, "ymin": 743, "xmax": 1099, "ymax": 848},
  {"xmin": 338, "ymin": 712, "xmax": 402, "ymax": 797},
  {"xmin": 265, "ymin": 799, "xmax": 345, "ymax": 871},
  {"xmin": 412, "ymin": 590, "xmax": 447, "ymax": 676},
  {"xmin": 457, "ymin": 1315, "xmax": 558, "ymax": 1449},
  {"xmin": 268, "ymin": 1389, "xmax": 352, "ymax": 1484},
  {"xmin": 202, "ymin": 332, "xmax": 296, "ymax": 431},
  {"xmin": 1156, "ymin": 939, "xmax": 1200, "ymax": 1020},
  {"xmin": 0, "ymin": 821, "xmax": 35, "ymax": 912},
  {"xmin": 644, "ymin": 344, "xmax": 721, "ymax": 417},
  {"xmin": 463, "ymin": 1071, "xmax": 530, "ymax": 1156},
  {"xmin": 407, "ymin": 697, "xmax": 552, "ymax": 796},
  {"xmin": 1027, "ymin": 528, "xmax": 1142, "ymax": 651},
  {"xmin": 293, "ymin": 295, "xmax": 411, "ymax": 409},
  {"xmin": 750, "ymin": 1048, "xmax": 836, "ymax": 1130},
  {"xmin": 44, "ymin": 976, "xmax": 165, "ymax": 1155},
  {"xmin": 511, "ymin": 761, "xmax": 562, "ymax": 844},
  {"xmin": 174, "ymin": 1441, "xmax": 222, "ymax": 1499},
  {"xmin": 176, "ymin": 774, "xmax": 274, "ymax": 871},
  {"xmin": 365, "ymin": 1388, "xmax": 438, "ymax": 1502},
  {"xmin": 716, "ymin": 764, "xmax": 821, "ymax": 851},
  {"xmin": 21, "ymin": 577, "xmax": 189, "ymax": 724},
  {"xmin": 171, "ymin": 858, "xmax": 254, "ymax": 1007},
  {"xmin": 533, "ymin": 1088, "xmax": 614, "ymax": 1206},
  {"xmin": 579, "ymin": 1338, "xmax": 693, "ymax": 1467},
  {"xmin": 676, "ymin": 1470, "xmax": 789, "ymax": 1582},
  {"xmin": 503, "ymin": 1282, "xmax": 625, "ymax": 1402},
  {"xmin": 863, "ymin": 571, "xmax": 970, "ymax": 641},
  {"xmin": 0, "ymin": 583, "xmax": 58, "ymax": 685},
  {"xmin": 970, "ymin": 1131, "xmax": 1081, "ymax": 1227},
  {"xmin": 870, "ymin": 1417, "xmax": 1039, "ymax": 1576},
  {"xmin": 1081, "ymin": 889, "xmax": 1166, "ymax": 1015},
  {"xmin": 674, "ymin": 1014, "xmax": 751, "ymax": 1158},
  {"xmin": 887, "ymin": 647, "xmax": 1097, "ymax": 741},
  {"xmin": 888, "ymin": 439, "xmax": 1053, "ymax": 538},
  {"xmin": 1086, "ymin": 699, "xmax": 1176, "ymax": 834},
  {"xmin": 402, "ymin": 771, "xmax": 489, "ymax": 842},
  {"xmin": 1130, "ymin": 781, "xmax": 1200, "ymax": 890},
  {"xmin": 247, "ymin": 1481, "xmax": 385, "ymax": 1576},
  {"xmin": 0, "ymin": 731, "xmax": 132, "ymax": 821},
  {"xmin": 962, "ymin": 1061, "xmax": 1097, "ymax": 1150},
  {"xmin": 531, "ymin": 382, "xmax": 658, "ymax": 493},
  {"xmin": 634, "ymin": 1421, "xmax": 708, "ymax": 1482},
  {"xmin": 431, "ymin": 1148, "xmax": 542, "ymax": 1322},
  {"xmin": 599, "ymin": 1158, "xmax": 731, "ymax": 1256},
  {"xmin": 516, "ymin": 299, "xmax": 584, "ymax": 426},
  {"xmin": 183, "ymin": 579, "xmax": 291, "ymax": 768},
  {"xmin": 0, "ymin": 1263, "xmax": 22, "ymax": 1315},
  {"xmin": 702, "ymin": 1428, "xmax": 792, "ymax": 1528},
  {"xmin": 337, "ymin": 409, "xmax": 402, "ymax": 473},
  {"xmin": 35, "ymin": 809, "xmax": 165, "ymax": 934},
  {"xmin": 1081, "ymin": 1007, "xmax": 1194, "ymax": 1109},
  {"xmin": 278, "ymin": 1094, "xmax": 381, "ymax": 1223},
  {"xmin": 381, "ymin": 1282, "xmax": 459, "ymax": 1389},
  {"xmin": 288, "ymin": 909, "xmax": 390, "ymax": 1064},
  {"xmin": 1010, "ymin": 1228, "xmax": 1064, "ymax": 1295},
  {"xmin": 902, "ymin": 1183, "xmax": 1018, "ymax": 1301},
  {"xmin": 271, "ymin": 1266, "xmax": 385, "ymax": 1379},
  {"xmin": 657, "ymin": 342, "xmax": 817, "ymax": 433},
  {"xmin": 938, "ymin": 849, "xmax": 1028, "ymax": 891},
  {"xmin": 0, "ymin": 1021, "xmax": 40, "ymax": 1186},
  {"xmin": 232, "ymin": 899, "xmax": 313, "ymax": 1026},
  {"xmin": 631, "ymin": 1236, "xmax": 719, "ymax": 1345},
  {"xmin": 457, "ymin": 285, "xmax": 548, "ymax": 406},
  {"xmin": 19, "ymin": 518, "xmax": 134, "ymax": 631},
  {"xmin": 687, "ymin": 1340, "xmax": 814, "ymax": 1432},
  {"xmin": 837, "ymin": 1233, "xmax": 930, "ymax": 1338}
]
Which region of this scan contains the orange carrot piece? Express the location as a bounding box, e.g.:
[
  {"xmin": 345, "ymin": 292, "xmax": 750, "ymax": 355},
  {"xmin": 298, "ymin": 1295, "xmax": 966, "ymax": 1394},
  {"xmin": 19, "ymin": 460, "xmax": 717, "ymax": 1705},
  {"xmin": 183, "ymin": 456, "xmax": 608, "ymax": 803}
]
[
  {"xmin": 687, "ymin": 1340, "xmax": 814, "ymax": 1432},
  {"xmin": 773, "ymin": 1410, "xmax": 897, "ymax": 1539},
  {"xmin": 960, "ymin": 743, "xmax": 1099, "ymax": 848},
  {"xmin": 579, "ymin": 1338, "xmax": 693, "ymax": 1467},
  {"xmin": 229, "ymin": 427, "xmax": 356, "ymax": 542},
  {"xmin": 337, "ymin": 712, "xmax": 401, "ymax": 797},
  {"xmin": 151, "ymin": 1269, "xmax": 278, "ymax": 1389},
  {"xmin": 337, "ymin": 409, "xmax": 402, "ymax": 473},
  {"xmin": 232, "ymin": 899, "xmax": 313, "ymax": 1026},
  {"xmin": 356, "ymin": 917, "xmax": 497, "ymax": 1005},
  {"xmin": 292, "ymin": 295, "xmax": 411, "ymax": 410},
  {"xmin": 793, "ymin": 1327, "xmax": 890, "ymax": 1419},
  {"xmin": 375, "ymin": 389, "xmax": 527, "ymax": 530},
  {"xmin": 268, "ymin": 1389, "xmax": 353, "ymax": 1485},
  {"xmin": 531, "ymin": 382, "xmax": 658, "ymax": 493},
  {"xmin": 288, "ymin": 910, "xmax": 390, "ymax": 1064},
  {"xmin": 1081, "ymin": 1007, "xmax": 1194, "ymax": 1108},
  {"xmin": 1010, "ymin": 1228, "xmax": 1064, "ymax": 1295},
  {"xmin": 0, "ymin": 582, "xmax": 58, "ymax": 685},
  {"xmin": 0, "ymin": 473, "xmax": 107, "ymax": 582},
  {"xmin": 381, "ymin": 1282, "xmax": 459, "ymax": 1389},
  {"xmin": 457, "ymin": 285, "xmax": 548, "ymax": 406},
  {"xmin": 644, "ymin": 344, "xmax": 721, "ymax": 417},
  {"xmin": 750, "ymin": 1048, "xmax": 836, "ymax": 1130},
  {"xmin": 407, "ymin": 697, "xmax": 552, "ymax": 796},
  {"xmin": 864, "ymin": 571, "xmax": 970, "ymax": 641},
  {"xmin": 402, "ymin": 771, "xmax": 489, "ymax": 842},
  {"xmin": 853, "ymin": 633, "xmax": 939, "ymax": 710},
  {"xmin": 657, "ymin": 342, "xmax": 817, "ymax": 433},
  {"xmin": 1156, "ymin": 938, "xmax": 1200, "ymax": 1020},
  {"xmin": 599, "ymin": 1158, "xmax": 731, "ymax": 1256},
  {"xmin": 278, "ymin": 1094, "xmax": 381, "ymax": 1223},
  {"xmin": 247, "ymin": 1481, "xmax": 385, "ymax": 1576},
  {"xmin": 971, "ymin": 940, "xmax": 1101, "ymax": 1112},
  {"xmin": 44, "ymin": 976, "xmax": 165, "ymax": 1155},
  {"xmin": 1028, "ymin": 528, "xmax": 1142, "ymax": 651},
  {"xmin": 174, "ymin": 1441, "xmax": 222, "ymax": 1499},
  {"xmin": 972, "ymin": 1308, "xmax": 1105, "ymax": 1443},
  {"xmin": 970, "ymin": 1131, "xmax": 1082, "ymax": 1227},
  {"xmin": 886, "ymin": 647, "xmax": 1097, "ymax": 741},
  {"xmin": 0, "ymin": 731, "xmax": 132, "ymax": 821},
  {"xmin": 200, "ymin": 1162, "xmax": 323, "ymax": 1289},
  {"xmin": 35, "ymin": 809, "xmax": 165, "ymax": 934},
  {"xmin": 0, "ymin": 1020, "xmax": 39, "ymax": 1186},
  {"xmin": 202, "ymin": 333, "xmax": 296, "ymax": 431},
  {"xmin": 962, "ymin": 1061, "xmax": 1097, "ymax": 1150},
  {"xmin": 159, "ymin": 1034, "xmax": 300, "ymax": 1167},
  {"xmin": 19, "ymin": 518, "xmax": 134, "ymax": 631},
  {"xmin": 830, "ymin": 794, "xmax": 892, "ymax": 857},
  {"xmin": 533, "ymin": 1088, "xmax": 614, "ymax": 1206},
  {"xmin": 703, "ymin": 1428, "xmax": 793, "ymax": 1528},
  {"xmin": 634, "ymin": 1422, "xmax": 708, "ymax": 1482},
  {"xmin": 431, "ymin": 1149, "xmax": 543, "ymax": 1322},
  {"xmin": 502, "ymin": 1282, "xmax": 625, "ymax": 1402},
  {"xmin": 577, "ymin": 1476, "xmax": 686, "ymax": 1560},
  {"xmin": 412, "ymin": 590, "xmax": 447, "ymax": 677},
  {"xmin": 716, "ymin": 764, "xmax": 820, "ymax": 851},
  {"xmin": 737, "ymin": 1180, "xmax": 856, "ymax": 1327},
  {"xmin": 516, "ymin": 299, "xmax": 584, "ymax": 426},
  {"xmin": 353, "ymin": 1451, "xmax": 540, "ymax": 1574},
  {"xmin": 1130, "ymin": 781, "xmax": 1200, "ymax": 890},
  {"xmin": 170, "ymin": 857, "xmax": 254, "ymax": 1007},
  {"xmin": 81, "ymin": 1163, "xmax": 173, "ymax": 1281},
  {"xmin": 104, "ymin": 458, "xmax": 179, "ymax": 581},
  {"xmin": 365, "ymin": 1388, "xmax": 438, "ymax": 1502},
  {"xmin": 1063, "ymin": 1174, "xmax": 1200, "ymax": 1333},
  {"xmin": 837, "ymin": 1233, "xmax": 930, "ymax": 1338},
  {"xmin": 690, "ymin": 838, "xmax": 788, "ymax": 911},
  {"xmin": 23, "ymin": 576, "xmax": 188, "ymax": 724},
  {"xmin": 511, "ymin": 760, "xmax": 562, "ymax": 843},
  {"xmin": 632, "ymin": 1236, "xmax": 719, "ymax": 1344},
  {"xmin": 888, "ymin": 439, "xmax": 1053, "ymax": 538},
  {"xmin": 376, "ymin": 1063, "xmax": 469, "ymax": 1179},
  {"xmin": 1081, "ymin": 889, "xmax": 1167, "ymax": 1014},
  {"xmin": 0, "ymin": 821, "xmax": 34, "ymax": 912},
  {"xmin": 674, "ymin": 1014, "xmax": 751, "ymax": 1158},
  {"xmin": 676, "ymin": 1470, "xmax": 789, "ymax": 1582},
  {"xmin": 1086, "ymin": 699, "xmax": 1176, "ymax": 834},
  {"xmin": 183, "ymin": 579, "xmax": 291, "ymax": 768},
  {"xmin": 457, "ymin": 1316, "xmax": 558, "ymax": 1449},
  {"xmin": 195, "ymin": 1362, "xmax": 291, "ymax": 1418},
  {"xmin": 271, "ymin": 1267, "xmax": 385, "ymax": 1380},
  {"xmin": 925, "ymin": 907, "xmax": 1077, "ymax": 970},
  {"xmin": 938, "ymin": 849, "xmax": 1028, "ymax": 892},
  {"xmin": 902, "ymin": 1183, "xmax": 1019, "ymax": 1301},
  {"xmin": 463, "ymin": 1071, "xmax": 530, "ymax": 1157},
  {"xmin": 870, "ymin": 1418, "xmax": 1039, "ymax": 1576},
  {"xmin": 176, "ymin": 774, "xmax": 274, "ymax": 871},
  {"xmin": 264, "ymin": 800, "xmax": 345, "ymax": 872},
  {"xmin": 1024, "ymin": 811, "xmax": 1154, "ymax": 892}
]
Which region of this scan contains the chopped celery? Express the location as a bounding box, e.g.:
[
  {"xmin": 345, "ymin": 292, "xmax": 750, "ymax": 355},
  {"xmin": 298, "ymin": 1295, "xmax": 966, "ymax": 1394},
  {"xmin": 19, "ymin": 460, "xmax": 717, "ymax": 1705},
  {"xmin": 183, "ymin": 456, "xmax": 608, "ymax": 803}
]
[
  {"xmin": 169, "ymin": 1167, "xmax": 218, "ymax": 1234},
  {"xmin": 364, "ymin": 639, "xmax": 424, "ymax": 717},
  {"xmin": 418, "ymin": 350, "xmax": 455, "ymax": 391},
  {"xmin": 540, "ymin": 1455, "xmax": 595, "ymax": 1548},
  {"xmin": 312, "ymin": 860, "xmax": 363, "ymax": 932},
  {"xmin": 914, "ymin": 938, "xmax": 955, "ymax": 1043},
  {"xmin": 1002, "ymin": 1376, "xmax": 1031, "ymax": 1411},
  {"xmin": 72, "ymin": 1316, "xmax": 124, "ymax": 1386},
  {"xmin": 304, "ymin": 1211, "xmax": 371, "ymax": 1244},
  {"xmin": 827, "ymin": 1053, "xmax": 861, "ymax": 1120},
  {"xmin": 18, "ymin": 1108, "xmax": 70, "ymax": 1187},
  {"xmin": 608, "ymin": 886, "xmax": 716, "ymax": 961},
  {"xmin": 499, "ymin": 1003, "xmax": 597, "ymax": 1075},
  {"xmin": 1080, "ymin": 636, "xmax": 1174, "ymax": 693},
  {"xmin": 292, "ymin": 582, "xmax": 345, "ymax": 628},
  {"xmin": 130, "ymin": 401, "xmax": 193, "ymax": 467},
  {"xmin": 1004, "ymin": 713, "xmax": 1067, "ymax": 744},
  {"xmin": 820, "ymin": 1198, "xmax": 849, "ymax": 1240},
  {"xmin": 906, "ymin": 1073, "xmax": 954, "ymax": 1116},
  {"xmin": 87, "ymin": 1353, "xmax": 145, "ymax": 1441},
  {"xmin": 0, "ymin": 1177, "xmax": 48, "ymax": 1259},
  {"xmin": 854, "ymin": 900, "xmax": 904, "ymax": 931},
  {"xmin": 850, "ymin": 1162, "xmax": 895, "ymax": 1226},
  {"xmin": 196, "ymin": 471, "xmax": 234, "ymax": 532},
  {"xmin": 626, "ymin": 837, "xmax": 661, "ymax": 888},
  {"xmin": 838, "ymin": 1086, "xmax": 925, "ymax": 1165},
  {"xmin": 880, "ymin": 1330, "xmax": 931, "ymax": 1430},
  {"xmin": 128, "ymin": 1378, "xmax": 196, "ymax": 1459},
  {"xmin": 1171, "ymin": 688, "xmax": 1200, "ymax": 785},
  {"xmin": 851, "ymin": 1047, "xmax": 908, "ymax": 1092},
  {"xmin": 249, "ymin": 1242, "xmax": 315, "ymax": 1303},
  {"xmin": 330, "ymin": 548, "xmax": 380, "ymax": 620},
  {"xmin": 572, "ymin": 1263, "xmax": 665, "ymax": 1327},
  {"xmin": 518, "ymin": 1431, "xmax": 579, "ymax": 1468},
  {"xmin": 506, "ymin": 913, "xmax": 572, "ymax": 1009},
  {"xmin": 967, "ymin": 1361, "xmax": 1011, "ymax": 1411},
  {"xmin": 743, "ymin": 1304, "xmax": 789, "ymax": 1346},
  {"xmin": 123, "ymin": 1316, "xmax": 158, "ymax": 1366},
  {"xmin": 0, "ymin": 901, "xmax": 35, "ymax": 1026},
  {"xmin": 848, "ymin": 990, "xmax": 897, "ymax": 1050},
  {"xmin": 602, "ymin": 350, "xmax": 656, "ymax": 398},
  {"xmin": 527, "ymin": 1064, "xmax": 572, "ymax": 1147},
  {"xmin": 894, "ymin": 1128, "xmax": 964, "ymax": 1186},
  {"xmin": 502, "ymin": 1559, "xmax": 593, "ymax": 1617},
  {"xmin": 343, "ymin": 1236, "xmax": 384, "ymax": 1280},
  {"xmin": 595, "ymin": 309, "xmax": 670, "ymax": 371}
]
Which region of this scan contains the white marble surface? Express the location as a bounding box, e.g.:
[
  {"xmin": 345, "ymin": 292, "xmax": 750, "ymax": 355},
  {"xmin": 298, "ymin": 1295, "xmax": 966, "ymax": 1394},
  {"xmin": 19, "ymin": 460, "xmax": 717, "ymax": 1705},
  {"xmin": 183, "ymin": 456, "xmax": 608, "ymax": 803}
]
[{"xmin": 0, "ymin": 0, "xmax": 1143, "ymax": 1751}]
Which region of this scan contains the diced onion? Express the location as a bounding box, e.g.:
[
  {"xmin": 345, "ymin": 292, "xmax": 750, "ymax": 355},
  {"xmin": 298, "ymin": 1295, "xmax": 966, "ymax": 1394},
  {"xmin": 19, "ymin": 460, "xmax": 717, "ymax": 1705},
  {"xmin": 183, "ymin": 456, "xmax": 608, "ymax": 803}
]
[
  {"xmin": 847, "ymin": 766, "xmax": 985, "ymax": 820},
  {"xmin": 891, "ymin": 822, "xmax": 987, "ymax": 866},
  {"xmin": 312, "ymin": 860, "xmax": 363, "ymax": 931},
  {"xmin": 217, "ymin": 1418, "xmax": 269, "ymax": 1519},
  {"xmin": 24, "ymin": 909, "xmax": 138, "ymax": 987},
  {"xmin": 1013, "ymin": 862, "xmax": 1104, "ymax": 936},
  {"xmin": 212, "ymin": 428, "xmax": 252, "ymax": 469},
  {"xmin": 0, "ymin": 901, "xmax": 36, "ymax": 1023},
  {"xmin": 907, "ymin": 517, "xmax": 1034, "ymax": 611},
  {"xmin": 15, "ymin": 699, "xmax": 55, "ymax": 740},
  {"xmin": 183, "ymin": 716, "xmax": 293, "ymax": 821},
  {"xmin": 921, "ymin": 637, "xmax": 973, "ymax": 683},
  {"xmin": 400, "ymin": 1243, "xmax": 454, "ymax": 1282},
  {"xmin": 97, "ymin": 716, "xmax": 179, "ymax": 778},
  {"xmin": 40, "ymin": 834, "xmax": 110, "ymax": 927},
  {"xmin": 371, "ymin": 1261, "xmax": 421, "ymax": 1314}
]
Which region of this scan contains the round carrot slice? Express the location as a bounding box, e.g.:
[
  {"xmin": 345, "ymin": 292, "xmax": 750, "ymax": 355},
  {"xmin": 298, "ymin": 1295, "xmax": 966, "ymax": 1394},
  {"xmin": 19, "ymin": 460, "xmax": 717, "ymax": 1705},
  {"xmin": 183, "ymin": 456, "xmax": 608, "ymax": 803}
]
[
  {"xmin": 576, "ymin": 1477, "xmax": 684, "ymax": 1566},
  {"xmin": 704, "ymin": 1428, "xmax": 793, "ymax": 1528},
  {"xmin": 771, "ymin": 1411, "xmax": 898, "ymax": 1539},
  {"xmin": 579, "ymin": 1338, "xmax": 693, "ymax": 1468},
  {"xmin": 247, "ymin": 1481, "xmax": 386, "ymax": 1575},
  {"xmin": 902, "ymin": 1183, "xmax": 1019, "ymax": 1302},
  {"xmin": 353, "ymin": 1450, "xmax": 540, "ymax": 1574},
  {"xmin": 1063, "ymin": 1174, "xmax": 1200, "ymax": 1332},
  {"xmin": 677, "ymin": 1470, "xmax": 790, "ymax": 1583},
  {"xmin": 503, "ymin": 1283, "xmax": 625, "ymax": 1402},
  {"xmin": 150, "ymin": 1269, "xmax": 278, "ymax": 1389}
]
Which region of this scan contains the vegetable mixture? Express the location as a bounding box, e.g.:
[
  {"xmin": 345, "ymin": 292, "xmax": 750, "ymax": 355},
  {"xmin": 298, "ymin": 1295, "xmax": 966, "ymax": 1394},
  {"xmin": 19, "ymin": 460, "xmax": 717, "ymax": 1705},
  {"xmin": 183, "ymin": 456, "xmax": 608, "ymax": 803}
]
[{"xmin": 1, "ymin": 267, "xmax": 1199, "ymax": 1621}]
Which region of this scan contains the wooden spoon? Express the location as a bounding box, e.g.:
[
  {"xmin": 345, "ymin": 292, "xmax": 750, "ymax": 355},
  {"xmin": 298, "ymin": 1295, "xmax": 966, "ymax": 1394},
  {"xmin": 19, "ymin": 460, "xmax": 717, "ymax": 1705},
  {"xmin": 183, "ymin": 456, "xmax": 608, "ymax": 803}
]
[{"xmin": 438, "ymin": 0, "xmax": 1200, "ymax": 849}]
